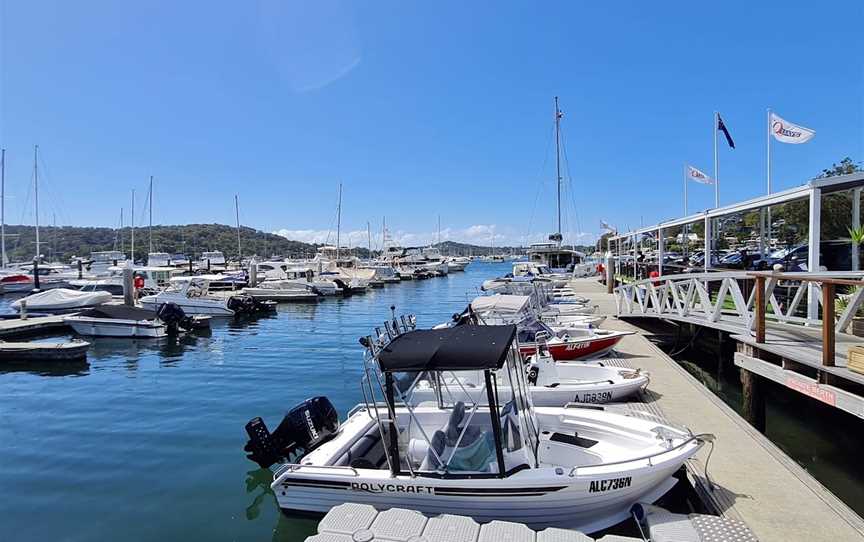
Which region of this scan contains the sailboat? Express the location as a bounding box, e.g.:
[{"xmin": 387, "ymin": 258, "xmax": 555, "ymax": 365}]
[
  {"xmin": 527, "ymin": 98, "xmax": 585, "ymax": 273},
  {"xmin": 313, "ymin": 184, "xmax": 372, "ymax": 292}
]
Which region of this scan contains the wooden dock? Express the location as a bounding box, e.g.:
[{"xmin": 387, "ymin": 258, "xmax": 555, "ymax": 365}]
[
  {"xmin": 569, "ymin": 277, "xmax": 864, "ymax": 542},
  {"xmin": 0, "ymin": 315, "xmax": 69, "ymax": 339}
]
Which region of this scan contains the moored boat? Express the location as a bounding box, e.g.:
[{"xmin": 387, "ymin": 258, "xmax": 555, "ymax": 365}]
[{"xmin": 242, "ymin": 322, "xmax": 710, "ymax": 533}]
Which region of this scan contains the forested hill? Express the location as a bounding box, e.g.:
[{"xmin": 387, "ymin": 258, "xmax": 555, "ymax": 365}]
[
  {"xmin": 1, "ymin": 224, "xmax": 531, "ymax": 263},
  {"xmin": 1, "ymin": 224, "xmax": 318, "ymax": 262}
]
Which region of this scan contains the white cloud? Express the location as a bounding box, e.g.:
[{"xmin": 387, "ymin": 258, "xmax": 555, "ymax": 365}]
[{"xmin": 274, "ymin": 225, "xmax": 598, "ymax": 247}]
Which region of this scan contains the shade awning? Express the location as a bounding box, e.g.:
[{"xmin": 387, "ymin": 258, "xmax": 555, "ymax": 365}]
[
  {"xmin": 470, "ymin": 295, "xmax": 531, "ymax": 314},
  {"xmin": 377, "ymin": 325, "xmax": 517, "ymax": 372}
]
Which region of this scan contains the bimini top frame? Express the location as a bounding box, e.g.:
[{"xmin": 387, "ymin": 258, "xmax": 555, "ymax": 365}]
[{"xmin": 360, "ymin": 317, "xmax": 538, "ymax": 479}]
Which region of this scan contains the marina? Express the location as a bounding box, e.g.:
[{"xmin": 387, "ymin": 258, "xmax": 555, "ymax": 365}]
[{"xmin": 1, "ymin": 3, "xmax": 862, "ymax": 540}]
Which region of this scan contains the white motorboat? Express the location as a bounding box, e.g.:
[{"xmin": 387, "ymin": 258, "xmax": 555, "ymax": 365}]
[
  {"xmin": 64, "ymin": 303, "xmax": 208, "ymax": 338},
  {"xmin": 65, "ymin": 305, "xmax": 167, "ymax": 338},
  {"xmin": 242, "ymin": 281, "xmax": 320, "ymax": 302},
  {"xmin": 11, "ymin": 288, "xmax": 112, "ymax": 313},
  {"xmin": 256, "ymin": 262, "xmax": 344, "ymax": 296},
  {"xmin": 407, "ymin": 350, "xmax": 648, "ymax": 406},
  {"xmin": 243, "ymin": 322, "xmax": 710, "ymax": 533},
  {"xmin": 446, "ymin": 256, "xmax": 470, "ymax": 272},
  {"xmin": 140, "ymin": 276, "xmax": 241, "ymax": 316}
]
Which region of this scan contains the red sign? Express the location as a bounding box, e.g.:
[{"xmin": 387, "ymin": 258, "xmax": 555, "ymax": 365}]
[{"xmin": 785, "ymin": 377, "xmax": 836, "ymax": 406}]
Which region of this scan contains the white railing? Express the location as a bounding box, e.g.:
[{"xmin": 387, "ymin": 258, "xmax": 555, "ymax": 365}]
[{"xmin": 614, "ymin": 271, "xmax": 864, "ymax": 334}]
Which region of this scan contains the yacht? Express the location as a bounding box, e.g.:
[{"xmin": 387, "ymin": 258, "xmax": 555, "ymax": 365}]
[
  {"xmin": 139, "ymin": 275, "xmax": 269, "ymax": 317},
  {"xmin": 199, "ymin": 251, "xmax": 227, "ymax": 271},
  {"xmin": 256, "ymin": 261, "xmax": 343, "ymax": 295},
  {"xmin": 243, "ymin": 321, "xmax": 710, "ymax": 533}
]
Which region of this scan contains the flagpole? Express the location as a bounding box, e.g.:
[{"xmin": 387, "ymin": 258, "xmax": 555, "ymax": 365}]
[
  {"xmin": 683, "ymin": 164, "xmax": 688, "ymax": 216},
  {"xmin": 766, "ymin": 108, "xmax": 772, "ymax": 194},
  {"xmin": 713, "ymin": 111, "xmax": 719, "ymax": 208}
]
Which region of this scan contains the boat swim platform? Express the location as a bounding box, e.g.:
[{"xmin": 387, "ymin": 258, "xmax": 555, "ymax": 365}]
[
  {"xmin": 306, "ymin": 503, "xmax": 757, "ymax": 542},
  {"xmin": 0, "ymin": 314, "xmax": 69, "ymax": 339},
  {"xmin": 564, "ymin": 277, "xmax": 864, "ymax": 542}
]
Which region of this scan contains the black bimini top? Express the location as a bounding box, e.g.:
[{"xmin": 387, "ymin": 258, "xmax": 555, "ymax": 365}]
[{"xmin": 377, "ymin": 324, "xmax": 517, "ymax": 373}]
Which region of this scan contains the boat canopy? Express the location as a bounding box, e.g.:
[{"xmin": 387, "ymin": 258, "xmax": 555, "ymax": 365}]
[
  {"xmin": 470, "ymin": 294, "xmax": 531, "ymax": 314},
  {"xmin": 377, "ymin": 325, "xmax": 516, "ymax": 373}
]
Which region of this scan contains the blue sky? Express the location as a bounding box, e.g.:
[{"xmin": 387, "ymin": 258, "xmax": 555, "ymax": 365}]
[{"xmin": 1, "ymin": 1, "xmax": 862, "ymax": 247}]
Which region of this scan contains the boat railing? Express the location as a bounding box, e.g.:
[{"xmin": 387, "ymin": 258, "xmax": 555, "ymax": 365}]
[
  {"xmin": 567, "ymin": 433, "xmax": 714, "ymax": 477},
  {"xmin": 274, "ymin": 463, "xmax": 360, "ymax": 478}
]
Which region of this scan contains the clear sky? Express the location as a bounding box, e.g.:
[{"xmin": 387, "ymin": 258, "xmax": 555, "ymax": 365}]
[{"xmin": 1, "ymin": 1, "xmax": 862, "ymax": 247}]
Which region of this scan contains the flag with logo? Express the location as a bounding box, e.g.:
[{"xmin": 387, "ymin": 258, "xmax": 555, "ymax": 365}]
[
  {"xmin": 770, "ymin": 112, "xmax": 815, "ymax": 144},
  {"xmin": 687, "ymin": 165, "xmax": 714, "ymax": 185}
]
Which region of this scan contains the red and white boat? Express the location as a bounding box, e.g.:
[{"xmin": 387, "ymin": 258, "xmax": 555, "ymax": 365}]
[
  {"xmin": 0, "ymin": 273, "xmax": 34, "ymax": 293},
  {"xmin": 516, "ymin": 320, "xmax": 632, "ymax": 360},
  {"xmin": 469, "ymin": 294, "xmax": 632, "ymax": 361}
]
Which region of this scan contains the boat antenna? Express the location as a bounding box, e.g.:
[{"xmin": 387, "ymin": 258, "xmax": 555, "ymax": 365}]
[
  {"xmin": 148, "ymin": 175, "xmax": 153, "ymax": 254},
  {"xmin": 554, "ymin": 96, "xmax": 563, "ymax": 246},
  {"xmin": 131, "ymin": 188, "xmax": 135, "ymax": 264},
  {"xmin": 34, "ymin": 145, "xmax": 41, "ymax": 260},
  {"xmin": 1, "ymin": 148, "xmax": 5, "ymax": 267},
  {"xmin": 235, "ymin": 194, "xmax": 242, "ymax": 262},
  {"xmin": 336, "ymin": 182, "xmax": 342, "ymax": 261}
]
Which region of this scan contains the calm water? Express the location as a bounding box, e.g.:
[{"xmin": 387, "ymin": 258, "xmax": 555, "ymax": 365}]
[{"xmin": 0, "ymin": 262, "xmax": 508, "ymax": 542}]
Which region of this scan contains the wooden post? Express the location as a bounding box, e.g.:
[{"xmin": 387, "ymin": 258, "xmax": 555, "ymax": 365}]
[
  {"xmin": 755, "ymin": 275, "xmax": 766, "ymax": 343},
  {"xmin": 823, "ymin": 282, "xmax": 835, "ymax": 367},
  {"xmin": 123, "ymin": 266, "xmax": 134, "ymax": 306},
  {"xmin": 741, "ymin": 368, "xmax": 766, "ymax": 433}
]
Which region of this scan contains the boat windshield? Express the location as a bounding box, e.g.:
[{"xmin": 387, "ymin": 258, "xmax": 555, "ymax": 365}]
[{"xmin": 387, "ymin": 345, "xmax": 539, "ymax": 476}]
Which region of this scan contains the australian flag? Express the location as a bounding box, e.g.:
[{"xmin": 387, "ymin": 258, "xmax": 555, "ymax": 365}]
[{"xmin": 717, "ymin": 114, "xmax": 735, "ymax": 149}]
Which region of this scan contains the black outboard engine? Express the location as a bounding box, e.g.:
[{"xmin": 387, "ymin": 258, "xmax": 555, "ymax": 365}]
[
  {"xmin": 227, "ymin": 295, "xmax": 255, "ymax": 315},
  {"xmin": 156, "ymin": 302, "xmax": 195, "ymax": 334},
  {"xmin": 244, "ymin": 396, "xmax": 339, "ymax": 469}
]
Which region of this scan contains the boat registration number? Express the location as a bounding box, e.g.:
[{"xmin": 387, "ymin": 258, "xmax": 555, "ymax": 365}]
[
  {"xmin": 588, "ymin": 476, "xmax": 632, "ymax": 493},
  {"xmin": 574, "ymin": 391, "xmax": 612, "ymax": 403}
]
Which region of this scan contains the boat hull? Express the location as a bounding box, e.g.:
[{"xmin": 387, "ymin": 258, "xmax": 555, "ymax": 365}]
[
  {"xmin": 140, "ymin": 298, "xmax": 234, "ymax": 317},
  {"xmin": 64, "ymin": 317, "xmax": 167, "ymax": 338},
  {"xmin": 273, "ymin": 463, "xmax": 682, "ymax": 533},
  {"xmin": 519, "ymin": 333, "xmax": 627, "ymax": 360}
]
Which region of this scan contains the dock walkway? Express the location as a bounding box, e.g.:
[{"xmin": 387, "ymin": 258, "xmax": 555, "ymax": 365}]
[
  {"xmin": 0, "ymin": 315, "xmax": 68, "ymax": 339},
  {"xmin": 567, "ymin": 277, "xmax": 864, "ymax": 542}
]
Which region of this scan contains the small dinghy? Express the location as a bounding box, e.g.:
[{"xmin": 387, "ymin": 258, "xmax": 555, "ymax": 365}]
[
  {"xmin": 243, "ymin": 320, "xmax": 710, "ymax": 533},
  {"xmin": 0, "ymin": 339, "xmax": 90, "ymax": 361},
  {"xmin": 11, "ymin": 288, "xmax": 112, "ymax": 313},
  {"xmin": 407, "ymin": 352, "xmax": 648, "ymax": 406}
]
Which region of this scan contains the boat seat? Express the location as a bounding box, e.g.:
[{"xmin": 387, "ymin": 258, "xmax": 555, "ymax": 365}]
[{"xmin": 332, "ymin": 424, "xmax": 388, "ymax": 468}]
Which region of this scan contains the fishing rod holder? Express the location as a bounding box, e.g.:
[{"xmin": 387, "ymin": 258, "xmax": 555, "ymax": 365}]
[{"xmin": 359, "ymin": 313, "xmax": 417, "ymax": 358}]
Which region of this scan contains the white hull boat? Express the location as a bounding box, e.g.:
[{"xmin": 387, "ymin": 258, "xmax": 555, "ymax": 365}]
[
  {"xmin": 11, "ymin": 288, "xmax": 112, "ymax": 313},
  {"xmin": 139, "ymin": 276, "xmax": 240, "ymax": 317},
  {"xmin": 407, "ymin": 356, "xmax": 648, "ymax": 406},
  {"xmin": 65, "ymin": 305, "xmax": 167, "ymax": 338},
  {"xmin": 243, "ymin": 322, "xmax": 710, "ymax": 534},
  {"xmin": 242, "ymin": 286, "xmax": 319, "ymax": 302}
]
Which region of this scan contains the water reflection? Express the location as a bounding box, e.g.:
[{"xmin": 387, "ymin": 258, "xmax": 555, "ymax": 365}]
[{"xmin": 0, "ymin": 359, "xmax": 89, "ymax": 377}]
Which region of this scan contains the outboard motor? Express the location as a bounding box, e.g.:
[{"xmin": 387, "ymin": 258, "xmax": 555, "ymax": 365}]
[
  {"xmin": 244, "ymin": 396, "xmax": 339, "ymax": 469},
  {"xmin": 156, "ymin": 302, "xmax": 194, "ymax": 334},
  {"xmin": 227, "ymin": 295, "xmax": 256, "ymax": 315}
]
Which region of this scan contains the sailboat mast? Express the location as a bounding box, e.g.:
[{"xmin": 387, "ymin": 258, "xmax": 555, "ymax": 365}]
[
  {"xmin": 131, "ymin": 189, "xmax": 135, "ymax": 263},
  {"xmin": 119, "ymin": 208, "xmax": 124, "ymax": 253},
  {"xmin": 234, "ymin": 194, "xmax": 241, "ymax": 261},
  {"xmin": 336, "ymin": 183, "xmax": 342, "ymax": 261},
  {"xmin": 1, "ymin": 148, "xmax": 5, "ymax": 267},
  {"xmin": 34, "ymin": 145, "xmax": 40, "ymax": 260},
  {"xmin": 367, "ymin": 221, "xmax": 371, "ymax": 257},
  {"xmin": 148, "ymin": 176, "xmax": 153, "ymax": 254},
  {"xmin": 554, "ymin": 96, "xmax": 562, "ymax": 244}
]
